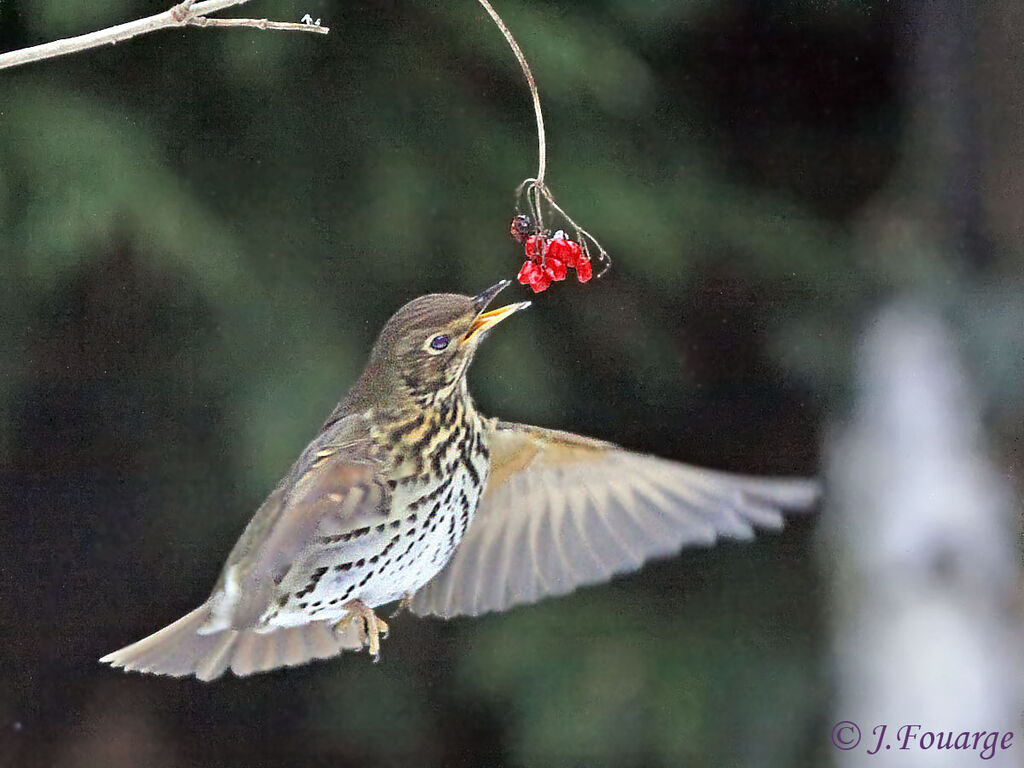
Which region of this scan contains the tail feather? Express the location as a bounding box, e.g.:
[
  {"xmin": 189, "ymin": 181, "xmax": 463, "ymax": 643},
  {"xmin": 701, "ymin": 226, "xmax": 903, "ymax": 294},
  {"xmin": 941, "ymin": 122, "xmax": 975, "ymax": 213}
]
[{"xmin": 99, "ymin": 604, "xmax": 364, "ymax": 681}]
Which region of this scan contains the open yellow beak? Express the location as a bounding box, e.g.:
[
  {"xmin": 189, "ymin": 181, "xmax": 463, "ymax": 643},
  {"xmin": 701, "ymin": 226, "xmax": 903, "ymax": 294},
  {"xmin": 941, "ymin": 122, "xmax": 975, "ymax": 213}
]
[{"xmin": 464, "ymin": 301, "xmax": 531, "ymax": 342}]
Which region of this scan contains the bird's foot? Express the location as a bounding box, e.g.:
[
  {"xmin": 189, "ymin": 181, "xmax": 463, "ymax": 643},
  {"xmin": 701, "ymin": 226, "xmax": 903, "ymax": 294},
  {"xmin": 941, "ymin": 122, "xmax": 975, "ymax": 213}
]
[
  {"xmin": 389, "ymin": 593, "xmax": 413, "ymax": 618},
  {"xmin": 336, "ymin": 600, "xmax": 389, "ymax": 662}
]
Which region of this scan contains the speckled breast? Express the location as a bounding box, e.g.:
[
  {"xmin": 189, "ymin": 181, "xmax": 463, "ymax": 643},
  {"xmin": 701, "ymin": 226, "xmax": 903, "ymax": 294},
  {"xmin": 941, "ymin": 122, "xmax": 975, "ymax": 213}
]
[{"xmin": 267, "ymin": 418, "xmax": 490, "ymax": 628}]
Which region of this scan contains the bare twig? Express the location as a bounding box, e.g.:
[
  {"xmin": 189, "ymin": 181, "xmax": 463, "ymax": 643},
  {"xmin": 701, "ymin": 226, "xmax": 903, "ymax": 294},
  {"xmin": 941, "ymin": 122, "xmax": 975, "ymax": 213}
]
[
  {"xmin": 0, "ymin": 0, "xmax": 329, "ymax": 72},
  {"xmin": 188, "ymin": 17, "xmax": 328, "ymax": 34}
]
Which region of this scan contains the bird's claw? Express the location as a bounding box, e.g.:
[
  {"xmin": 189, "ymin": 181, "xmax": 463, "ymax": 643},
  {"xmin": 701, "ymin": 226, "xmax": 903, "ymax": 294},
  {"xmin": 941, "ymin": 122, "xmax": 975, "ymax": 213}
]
[
  {"xmin": 336, "ymin": 599, "xmax": 389, "ymax": 661},
  {"xmin": 389, "ymin": 594, "xmax": 413, "ymax": 619}
]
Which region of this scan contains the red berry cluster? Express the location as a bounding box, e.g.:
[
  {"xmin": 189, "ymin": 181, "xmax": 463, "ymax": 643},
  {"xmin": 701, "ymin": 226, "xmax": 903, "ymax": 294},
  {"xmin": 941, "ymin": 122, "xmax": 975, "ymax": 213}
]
[{"xmin": 514, "ymin": 230, "xmax": 593, "ymax": 293}]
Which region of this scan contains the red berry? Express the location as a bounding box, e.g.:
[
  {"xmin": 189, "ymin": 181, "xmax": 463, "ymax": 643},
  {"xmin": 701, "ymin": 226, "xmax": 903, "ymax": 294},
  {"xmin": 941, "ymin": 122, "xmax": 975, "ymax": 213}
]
[
  {"xmin": 517, "ymin": 260, "xmax": 540, "ymax": 285},
  {"xmin": 516, "ymin": 229, "xmax": 593, "ymax": 292},
  {"xmin": 524, "ymin": 235, "xmax": 547, "ymax": 261},
  {"xmin": 545, "ymin": 255, "xmax": 567, "ymax": 281},
  {"xmin": 529, "ymin": 269, "xmax": 552, "ymax": 293},
  {"xmin": 517, "ymin": 260, "xmax": 552, "ymax": 292},
  {"xmin": 566, "ymin": 239, "xmax": 583, "ymax": 267},
  {"xmin": 547, "ymin": 231, "xmax": 584, "ymax": 268},
  {"xmin": 546, "ymin": 234, "xmax": 571, "ymax": 262}
]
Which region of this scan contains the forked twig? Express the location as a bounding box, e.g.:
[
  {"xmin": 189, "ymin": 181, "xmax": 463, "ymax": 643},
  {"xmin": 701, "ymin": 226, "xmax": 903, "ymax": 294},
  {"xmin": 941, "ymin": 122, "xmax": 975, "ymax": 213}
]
[{"xmin": 0, "ymin": 0, "xmax": 328, "ymax": 72}]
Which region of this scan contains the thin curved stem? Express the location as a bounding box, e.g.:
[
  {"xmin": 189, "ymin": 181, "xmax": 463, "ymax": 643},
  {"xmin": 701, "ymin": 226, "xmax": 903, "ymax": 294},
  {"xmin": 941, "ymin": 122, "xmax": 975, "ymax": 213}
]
[
  {"xmin": 477, "ymin": 0, "xmax": 611, "ymax": 278},
  {"xmin": 476, "ymin": 0, "xmax": 546, "ymax": 189}
]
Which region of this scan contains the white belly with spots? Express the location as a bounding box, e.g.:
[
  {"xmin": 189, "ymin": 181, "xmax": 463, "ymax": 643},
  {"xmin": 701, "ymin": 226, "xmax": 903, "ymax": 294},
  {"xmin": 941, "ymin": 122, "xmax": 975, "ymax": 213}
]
[
  {"xmin": 367, "ymin": 462, "xmax": 486, "ymax": 604},
  {"xmin": 265, "ymin": 449, "xmax": 488, "ymax": 628}
]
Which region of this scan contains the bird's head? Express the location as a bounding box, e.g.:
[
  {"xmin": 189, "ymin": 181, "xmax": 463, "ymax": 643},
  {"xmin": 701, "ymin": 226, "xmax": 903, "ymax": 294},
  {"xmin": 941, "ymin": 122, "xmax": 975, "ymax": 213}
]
[{"xmin": 348, "ymin": 280, "xmax": 530, "ymax": 410}]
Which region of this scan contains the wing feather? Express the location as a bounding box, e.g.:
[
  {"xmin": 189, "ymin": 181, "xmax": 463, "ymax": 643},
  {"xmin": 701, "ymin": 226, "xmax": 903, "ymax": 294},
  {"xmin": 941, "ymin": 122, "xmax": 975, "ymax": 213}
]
[
  {"xmin": 561, "ymin": 486, "xmax": 609, "ymax": 580},
  {"xmin": 582, "ymin": 481, "xmax": 646, "ymax": 570},
  {"xmin": 202, "ymin": 418, "xmax": 391, "ymax": 632},
  {"xmin": 532, "ymin": 491, "xmax": 569, "ymax": 595}
]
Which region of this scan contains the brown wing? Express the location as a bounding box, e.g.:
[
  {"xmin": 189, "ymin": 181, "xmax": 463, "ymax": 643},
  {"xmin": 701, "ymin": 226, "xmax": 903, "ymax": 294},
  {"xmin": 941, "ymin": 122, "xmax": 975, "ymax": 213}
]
[
  {"xmin": 411, "ymin": 421, "xmax": 818, "ymax": 618},
  {"xmin": 204, "ymin": 418, "xmax": 391, "ymax": 631},
  {"xmin": 102, "ymin": 417, "xmax": 390, "ymax": 679}
]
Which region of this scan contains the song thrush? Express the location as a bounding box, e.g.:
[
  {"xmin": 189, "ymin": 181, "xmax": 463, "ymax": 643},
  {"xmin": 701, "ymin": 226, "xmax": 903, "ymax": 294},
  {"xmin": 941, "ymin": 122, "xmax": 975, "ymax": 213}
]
[{"xmin": 101, "ymin": 280, "xmax": 817, "ymax": 681}]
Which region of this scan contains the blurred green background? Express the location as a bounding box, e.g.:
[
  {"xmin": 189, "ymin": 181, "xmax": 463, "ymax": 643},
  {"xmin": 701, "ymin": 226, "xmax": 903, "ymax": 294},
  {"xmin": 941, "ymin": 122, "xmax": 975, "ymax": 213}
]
[{"xmin": 0, "ymin": 1, "xmax": 1019, "ymax": 766}]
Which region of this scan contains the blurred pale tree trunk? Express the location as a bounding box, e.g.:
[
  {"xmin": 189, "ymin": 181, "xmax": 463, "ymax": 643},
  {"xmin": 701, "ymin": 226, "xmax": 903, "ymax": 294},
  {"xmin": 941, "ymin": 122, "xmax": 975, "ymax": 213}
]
[
  {"xmin": 824, "ymin": 1, "xmax": 1023, "ymax": 766},
  {"xmin": 826, "ymin": 307, "xmax": 1022, "ymax": 767}
]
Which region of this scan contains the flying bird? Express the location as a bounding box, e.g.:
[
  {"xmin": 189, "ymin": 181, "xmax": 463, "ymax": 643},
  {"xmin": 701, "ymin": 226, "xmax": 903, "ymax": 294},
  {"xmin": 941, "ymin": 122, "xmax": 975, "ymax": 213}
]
[{"xmin": 101, "ymin": 280, "xmax": 817, "ymax": 681}]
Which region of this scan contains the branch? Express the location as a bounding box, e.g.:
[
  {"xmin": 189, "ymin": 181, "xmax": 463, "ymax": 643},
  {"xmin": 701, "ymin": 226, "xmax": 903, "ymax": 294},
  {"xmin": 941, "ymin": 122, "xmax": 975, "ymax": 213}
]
[
  {"xmin": 188, "ymin": 17, "xmax": 327, "ymax": 34},
  {"xmin": 0, "ymin": 0, "xmax": 329, "ymax": 72}
]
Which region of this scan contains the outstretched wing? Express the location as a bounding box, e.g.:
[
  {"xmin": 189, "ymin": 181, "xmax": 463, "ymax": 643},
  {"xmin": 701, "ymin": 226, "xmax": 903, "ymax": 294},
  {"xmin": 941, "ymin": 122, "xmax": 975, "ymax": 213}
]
[{"xmin": 411, "ymin": 421, "xmax": 817, "ymax": 618}]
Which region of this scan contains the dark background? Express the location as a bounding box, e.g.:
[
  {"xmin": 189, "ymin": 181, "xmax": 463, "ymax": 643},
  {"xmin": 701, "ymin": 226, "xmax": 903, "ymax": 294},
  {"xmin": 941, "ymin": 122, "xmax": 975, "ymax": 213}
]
[{"xmin": 1, "ymin": 1, "xmax": 1019, "ymax": 766}]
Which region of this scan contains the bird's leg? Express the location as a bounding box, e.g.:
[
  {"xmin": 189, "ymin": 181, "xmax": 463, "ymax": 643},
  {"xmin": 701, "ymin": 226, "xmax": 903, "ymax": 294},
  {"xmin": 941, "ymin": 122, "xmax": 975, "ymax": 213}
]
[
  {"xmin": 336, "ymin": 599, "xmax": 389, "ymax": 661},
  {"xmin": 389, "ymin": 593, "xmax": 413, "ymax": 618}
]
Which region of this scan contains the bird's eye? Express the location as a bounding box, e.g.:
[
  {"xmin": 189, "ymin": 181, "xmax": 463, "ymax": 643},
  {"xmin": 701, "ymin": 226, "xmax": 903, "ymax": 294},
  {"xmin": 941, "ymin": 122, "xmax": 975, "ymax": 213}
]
[{"xmin": 427, "ymin": 334, "xmax": 450, "ymax": 353}]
